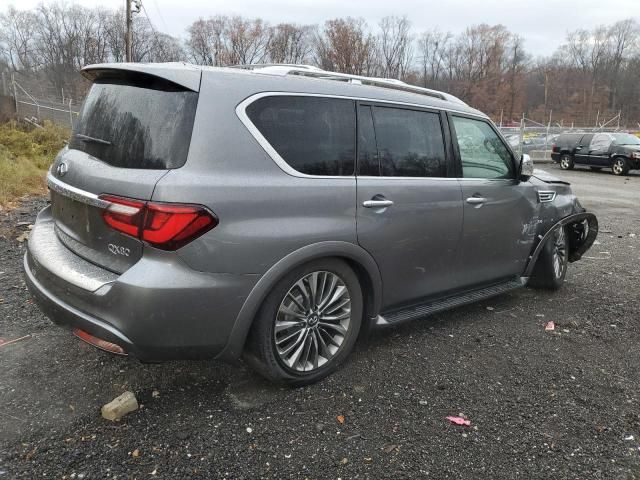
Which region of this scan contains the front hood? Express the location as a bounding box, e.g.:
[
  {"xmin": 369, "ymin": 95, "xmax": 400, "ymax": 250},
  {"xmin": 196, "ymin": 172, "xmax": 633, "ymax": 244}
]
[{"xmin": 531, "ymin": 168, "xmax": 570, "ymax": 185}]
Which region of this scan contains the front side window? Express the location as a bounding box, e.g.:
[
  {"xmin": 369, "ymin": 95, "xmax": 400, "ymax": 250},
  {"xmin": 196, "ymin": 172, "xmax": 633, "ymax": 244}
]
[
  {"xmin": 612, "ymin": 133, "xmax": 640, "ymax": 146},
  {"xmin": 246, "ymin": 96, "xmax": 356, "ymax": 176},
  {"xmin": 373, "ymin": 107, "xmax": 447, "ymax": 177},
  {"xmin": 451, "ymin": 116, "xmax": 514, "ymax": 179}
]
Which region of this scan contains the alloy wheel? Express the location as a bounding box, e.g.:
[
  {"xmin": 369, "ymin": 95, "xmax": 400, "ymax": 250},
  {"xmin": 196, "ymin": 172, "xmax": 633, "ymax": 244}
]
[
  {"xmin": 274, "ymin": 271, "xmax": 351, "ymax": 373},
  {"xmin": 612, "ymin": 159, "xmax": 625, "ymax": 175},
  {"xmin": 560, "ymin": 156, "xmax": 571, "ymax": 169},
  {"xmin": 552, "ymin": 227, "xmax": 567, "ymax": 279}
]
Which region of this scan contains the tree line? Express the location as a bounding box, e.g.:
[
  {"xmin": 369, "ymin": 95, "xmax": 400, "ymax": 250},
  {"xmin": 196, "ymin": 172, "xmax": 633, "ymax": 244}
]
[{"xmin": 1, "ymin": 3, "xmax": 639, "ymax": 126}]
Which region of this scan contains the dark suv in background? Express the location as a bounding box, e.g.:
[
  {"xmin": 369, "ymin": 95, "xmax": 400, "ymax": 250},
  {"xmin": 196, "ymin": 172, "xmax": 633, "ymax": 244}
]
[{"xmin": 552, "ymin": 132, "xmax": 640, "ymax": 175}]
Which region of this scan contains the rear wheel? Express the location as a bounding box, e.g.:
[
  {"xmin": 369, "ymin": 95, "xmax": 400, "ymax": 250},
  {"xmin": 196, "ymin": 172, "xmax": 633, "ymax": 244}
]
[
  {"xmin": 559, "ymin": 154, "xmax": 574, "ymax": 170},
  {"xmin": 611, "ymin": 157, "xmax": 629, "ymax": 176},
  {"xmin": 244, "ymin": 259, "xmax": 362, "ymax": 386},
  {"xmin": 528, "ymin": 226, "xmax": 568, "ymax": 290}
]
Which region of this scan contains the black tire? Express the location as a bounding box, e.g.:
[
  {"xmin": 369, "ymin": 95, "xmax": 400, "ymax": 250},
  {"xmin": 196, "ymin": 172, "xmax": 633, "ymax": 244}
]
[
  {"xmin": 559, "ymin": 154, "xmax": 574, "ymax": 170},
  {"xmin": 590, "ymin": 167, "xmax": 602, "ymax": 171},
  {"xmin": 528, "ymin": 226, "xmax": 568, "ymax": 290},
  {"xmin": 611, "ymin": 157, "xmax": 630, "ymax": 176},
  {"xmin": 244, "ymin": 258, "xmax": 363, "ymax": 386}
]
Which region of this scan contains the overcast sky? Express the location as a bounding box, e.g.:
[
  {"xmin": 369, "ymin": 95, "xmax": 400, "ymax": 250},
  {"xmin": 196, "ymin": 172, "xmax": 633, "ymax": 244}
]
[{"xmin": 8, "ymin": 0, "xmax": 640, "ymax": 57}]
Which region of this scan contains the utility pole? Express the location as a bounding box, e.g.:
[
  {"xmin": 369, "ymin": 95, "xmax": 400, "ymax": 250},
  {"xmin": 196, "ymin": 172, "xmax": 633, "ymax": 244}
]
[
  {"xmin": 125, "ymin": 0, "xmax": 141, "ymax": 62},
  {"xmin": 125, "ymin": 0, "xmax": 132, "ymax": 62}
]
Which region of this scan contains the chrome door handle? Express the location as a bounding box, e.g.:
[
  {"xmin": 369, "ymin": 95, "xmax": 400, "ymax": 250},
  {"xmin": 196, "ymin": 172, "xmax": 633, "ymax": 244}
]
[
  {"xmin": 363, "ymin": 199, "xmax": 394, "ymax": 208},
  {"xmin": 466, "ymin": 197, "xmax": 487, "ymax": 205}
]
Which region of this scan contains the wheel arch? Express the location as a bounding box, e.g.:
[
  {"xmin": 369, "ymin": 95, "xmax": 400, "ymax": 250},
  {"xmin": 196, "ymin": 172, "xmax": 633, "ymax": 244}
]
[
  {"xmin": 609, "ymin": 154, "xmax": 629, "ymax": 166},
  {"xmin": 216, "ymin": 241, "xmax": 383, "ymax": 362},
  {"xmin": 522, "ymin": 212, "xmax": 598, "ymax": 279}
]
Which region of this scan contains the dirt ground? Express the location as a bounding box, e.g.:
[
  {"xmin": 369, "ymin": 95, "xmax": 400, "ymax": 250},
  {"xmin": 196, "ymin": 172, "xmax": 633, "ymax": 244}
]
[{"xmin": 0, "ymin": 164, "xmax": 639, "ymax": 479}]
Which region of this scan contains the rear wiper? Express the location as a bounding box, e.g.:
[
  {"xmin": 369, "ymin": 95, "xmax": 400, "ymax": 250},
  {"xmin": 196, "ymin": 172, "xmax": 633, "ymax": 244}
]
[{"xmin": 75, "ymin": 133, "xmax": 112, "ymax": 146}]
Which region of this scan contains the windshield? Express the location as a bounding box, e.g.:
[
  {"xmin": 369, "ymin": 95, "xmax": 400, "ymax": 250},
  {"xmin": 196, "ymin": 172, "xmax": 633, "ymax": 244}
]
[
  {"xmin": 69, "ymin": 79, "xmax": 198, "ymax": 169},
  {"xmin": 611, "ymin": 133, "xmax": 640, "ymax": 146}
]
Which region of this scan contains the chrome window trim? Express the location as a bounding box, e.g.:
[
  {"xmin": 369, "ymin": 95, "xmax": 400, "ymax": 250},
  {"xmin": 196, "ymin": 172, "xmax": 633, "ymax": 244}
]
[{"xmin": 235, "ymin": 91, "xmax": 488, "ymax": 180}]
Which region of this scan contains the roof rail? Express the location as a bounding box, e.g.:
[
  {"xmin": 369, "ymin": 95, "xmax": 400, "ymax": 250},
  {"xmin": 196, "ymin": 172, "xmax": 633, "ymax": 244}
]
[{"xmin": 232, "ymin": 64, "xmax": 467, "ymax": 106}]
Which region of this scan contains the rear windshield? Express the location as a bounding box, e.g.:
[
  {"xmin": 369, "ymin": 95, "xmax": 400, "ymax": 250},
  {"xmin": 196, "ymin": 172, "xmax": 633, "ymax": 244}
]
[{"xmin": 70, "ymin": 79, "xmax": 198, "ymax": 169}]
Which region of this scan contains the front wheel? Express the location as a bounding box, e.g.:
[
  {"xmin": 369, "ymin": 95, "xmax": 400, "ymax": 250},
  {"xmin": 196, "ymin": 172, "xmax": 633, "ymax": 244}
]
[
  {"xmin": 559, "ymin": 154, "xmax": 574, "ymax": 170},
  {"xmin": 244, "ymin": 259, "xmax": 363, "ymax": 386},
  {"xmin": 528, "ymin": 226, "xmax": 568, "ymax": 290},
  {"xmin": 611, "ymin": 157, "xmax": 629, "ymax": 176}
]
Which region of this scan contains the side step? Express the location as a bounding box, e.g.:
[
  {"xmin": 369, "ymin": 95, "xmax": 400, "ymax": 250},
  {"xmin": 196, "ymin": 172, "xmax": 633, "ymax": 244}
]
[{"xmin": 376, "ymin": 278, "xmax": 526, "ymax": 326}]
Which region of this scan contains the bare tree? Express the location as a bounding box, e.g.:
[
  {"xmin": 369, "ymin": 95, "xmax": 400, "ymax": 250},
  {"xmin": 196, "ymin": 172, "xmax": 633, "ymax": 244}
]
[
  {"xmin": 314, "ymin": 17, "xmax": 376, "ymax": 75},
  {"xmin": 226, "ymin": 16, "xmax": 271, "ymax": 65},
  {"xmin": 378, "ymin": 16, "xmax": 413, "ymax": 79},
  {"xmin": 268, "ymin": 23, "xmax": 313, "ymax": 64}
]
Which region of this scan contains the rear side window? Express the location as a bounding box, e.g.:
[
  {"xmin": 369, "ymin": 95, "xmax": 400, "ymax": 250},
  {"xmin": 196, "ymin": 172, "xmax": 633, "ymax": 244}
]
[
  {"xmin": 357, "ymin": 105, "xmax": 379, "ymax": 176},
  {"xmin": 246, "ymin": 96, "xmax": 356, "ymax": 176},
  {"xmin": 372, "ymin": 107, "xmax": 446, "ymax": 177},
  {"xmin": 70, "ymin": 79, "xmax": 198, "ymax": 169}
]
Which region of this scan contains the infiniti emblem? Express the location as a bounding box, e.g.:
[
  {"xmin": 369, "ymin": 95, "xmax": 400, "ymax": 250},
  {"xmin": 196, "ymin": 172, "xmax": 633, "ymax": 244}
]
[{"xmin": 56, "ymin": 162, "xmax": 68, "ymax": 177}]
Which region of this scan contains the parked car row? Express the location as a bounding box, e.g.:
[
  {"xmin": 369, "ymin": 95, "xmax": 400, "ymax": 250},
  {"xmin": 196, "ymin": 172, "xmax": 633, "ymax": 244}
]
[{"xmin": 551, "ymin": 132, "xmax": 640, "ymax": 175}]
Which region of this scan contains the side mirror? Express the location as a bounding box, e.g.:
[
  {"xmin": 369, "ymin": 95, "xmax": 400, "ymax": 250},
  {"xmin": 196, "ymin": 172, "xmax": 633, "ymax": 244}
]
[{"xmin": 519, "ymin": 154, "xmax": 534, "ymax": 181}]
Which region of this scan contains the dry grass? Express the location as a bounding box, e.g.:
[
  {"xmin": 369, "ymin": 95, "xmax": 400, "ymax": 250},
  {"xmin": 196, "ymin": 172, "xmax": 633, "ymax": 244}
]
[{"xmin": 0, "ymin": 121, "xmax": 69, "ymax": 208}]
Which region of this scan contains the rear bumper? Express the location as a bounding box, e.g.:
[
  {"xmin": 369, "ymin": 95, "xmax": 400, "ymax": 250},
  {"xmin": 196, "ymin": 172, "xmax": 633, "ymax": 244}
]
[
  {"xmin": 24, "ymin": 207, "xmax": 260, "ymax": 361},
  {"xmin": 550, "ymin": 152, "xmax": 561, "ymax": 162}
]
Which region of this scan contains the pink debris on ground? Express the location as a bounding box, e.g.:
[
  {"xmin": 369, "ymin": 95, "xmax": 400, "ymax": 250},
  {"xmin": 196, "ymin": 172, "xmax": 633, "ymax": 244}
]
[
  {"xmin": 544, "ymin": 321, "xmax": 555, "ymax": 331},
  {"xmin": 446, "ymin": 416, "xmax": 471, "ymax": 426}
]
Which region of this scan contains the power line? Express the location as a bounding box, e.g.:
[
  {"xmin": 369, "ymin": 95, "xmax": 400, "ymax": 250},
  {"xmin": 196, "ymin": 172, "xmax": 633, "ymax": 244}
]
[
  {"xmin": 150, "ymin": 0, "xmax": 169, "ymax": 33},
  {"xmin": 140, "ymin": 3, "xmax": 163, "ymax": 48}
]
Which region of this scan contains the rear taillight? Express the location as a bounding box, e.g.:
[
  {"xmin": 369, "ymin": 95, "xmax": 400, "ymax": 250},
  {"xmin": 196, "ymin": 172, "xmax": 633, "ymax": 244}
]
[
  {"xmin": 551, "ymin": 143, "xmax": 558, "ymax": 153},
  {"xmin": 99, "ymin": 194, "xmax": 217, "ymax": 250}
]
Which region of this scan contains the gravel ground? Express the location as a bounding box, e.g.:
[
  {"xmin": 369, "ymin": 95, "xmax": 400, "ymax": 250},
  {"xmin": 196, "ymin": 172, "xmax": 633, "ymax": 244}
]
[{"xmin": 1, "ymin": 165, "xmax": 639, "ymax": 479}]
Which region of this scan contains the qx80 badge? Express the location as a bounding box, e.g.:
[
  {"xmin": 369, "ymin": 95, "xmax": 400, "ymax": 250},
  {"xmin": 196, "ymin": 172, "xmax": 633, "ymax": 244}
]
[{"xmin": 108, "ymin": 243, "xmax": 130, "ymax": 257}]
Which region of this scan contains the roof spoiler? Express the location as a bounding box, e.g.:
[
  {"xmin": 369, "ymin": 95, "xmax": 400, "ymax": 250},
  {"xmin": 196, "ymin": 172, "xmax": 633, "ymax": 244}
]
[{"xmin": 82, "ymin": 62, "xmax": 202, "ymax": 92}]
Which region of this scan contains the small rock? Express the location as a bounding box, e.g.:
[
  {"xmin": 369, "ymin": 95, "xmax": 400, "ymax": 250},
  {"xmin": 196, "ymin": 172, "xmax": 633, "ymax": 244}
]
[
  {"xmin": 315, "ymin": 423, "xmax": 325, "ymax": 433},
  {"xmin": 419, "ymin": 400, "xmax": 428, "ymax": 405},
  {"xmin": 625, "ymin": 435, "xmax": 634, "ymax": 441},
  {"xmin": 339, "ymin": 457, "xmax": 348, "ymax": 465},
  {"xmin": 101, "ymin": 391, "xmax": 139, "ymax": 421},
  {"xmin": 246, "ymin": 427, "xmax": 253, "ymax": 434},
  {"xmin": 15, "ymin": 232, "xmax": 29, "ymax": 243},
  {"xmin": 151, "ymin": 390, "xmax": 160, "ymax": 398},
  {"xmin": 132, "ymin": 449, "xmax": 140, "ymax": 457}
]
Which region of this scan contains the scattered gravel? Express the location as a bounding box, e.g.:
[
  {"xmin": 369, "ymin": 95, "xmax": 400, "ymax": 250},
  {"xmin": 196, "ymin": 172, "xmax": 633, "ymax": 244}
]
[{"xmin": 1, "ymin": 167, "xmax": 639, "ymax": 479}]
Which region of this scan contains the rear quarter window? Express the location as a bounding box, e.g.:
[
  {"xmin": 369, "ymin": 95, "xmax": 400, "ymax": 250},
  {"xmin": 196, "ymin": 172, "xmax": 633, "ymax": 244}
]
[
  {"xmin": 246, "ymin": 96, "xmax": 356, "ymax": 176},
  {"xmin": 70, "ymin": 79, "xmax": 198, "ymax": 169}
]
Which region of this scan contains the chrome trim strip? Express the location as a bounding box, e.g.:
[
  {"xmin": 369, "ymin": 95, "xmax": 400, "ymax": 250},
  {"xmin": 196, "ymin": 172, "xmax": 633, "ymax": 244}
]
[
  {"xmin": 235, "ymin": 91, "xmax": 489, "ymax": 180},
  {"xmin": 47, "ymin": 172, "xmax": 110, "ymax": 209}
]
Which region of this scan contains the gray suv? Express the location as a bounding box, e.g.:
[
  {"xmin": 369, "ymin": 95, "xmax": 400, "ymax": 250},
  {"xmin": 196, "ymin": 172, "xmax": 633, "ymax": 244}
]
[{"xmin": 24, "ymin": 63, "xmax": 598, "ymax": 385}]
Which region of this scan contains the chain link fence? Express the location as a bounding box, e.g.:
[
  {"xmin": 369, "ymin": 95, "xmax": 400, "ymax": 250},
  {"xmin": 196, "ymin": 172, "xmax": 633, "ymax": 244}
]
[
  {"xmin": 498, "ymin": 116, "xmax": 629, "ymax": 162},
  {"xmin": 2, "ymin": 72, "xmax": 81, "ymax": 129}
]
